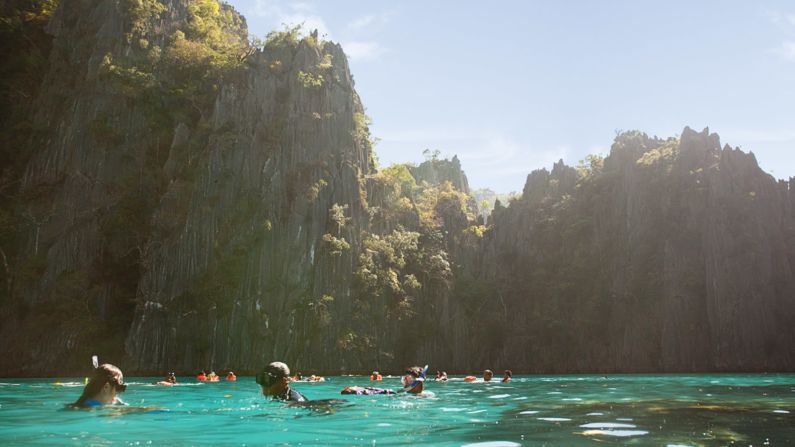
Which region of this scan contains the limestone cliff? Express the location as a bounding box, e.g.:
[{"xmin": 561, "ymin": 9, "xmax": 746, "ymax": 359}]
[
  {"xmin": 472, "ymin": 128, "xmax": 795, "ymax": 372},
  {"xmin": 409, "ymin": 155, "xmax": 470, "ymax": 194},
  {"xmin": 0, "ymin": 0, "xmax": 374, "ymax": 375},
  {"xmin": 125, "ymin": 34, "xmax": 373, "ymax": 374}
]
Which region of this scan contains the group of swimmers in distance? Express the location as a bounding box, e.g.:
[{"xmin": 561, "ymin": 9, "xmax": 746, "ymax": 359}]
[
  {"xmin": 195, "ymin": 370, "xmax": 237, "ymax": 382},
  {"xmin": 463, "ymin": 369, "xmax": 512, "ymax": 383},
  {"xmin": 71, "ymin": 357, "xmax": 514, "ymax": 408}
]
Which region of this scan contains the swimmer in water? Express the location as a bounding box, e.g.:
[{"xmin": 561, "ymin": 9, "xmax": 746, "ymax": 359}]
[
  {"xmin": 502, "ymin": 369, "xmax": 512, "ymax": 383},
  {"xmin": 370, "ymin": 371, "xmax": 383, "ymax": 381},
  {"xmin": 256, "ymin": 361, "xmax": 307, "ymax": 402},
  {"xmin": 341, "ymin": 386, "xmax": 395, "ymax": 395},
  {"xmin": 483, "ymin": 369, "xmax": 493, "ymax": 382},
  {"xmin": 435, "ymin": 371, "xmax": 448, "ymax": 382},
  {"xmin": 401, "ymin": 366, "xmax": 426, "ymax": 394},
  {"xmin": 154, "ymin": 372, "xmax": 176, "ymax": 386},
  {"xmin": 73, "ymin": 363, "xmax": 128, "ymax": 408}
]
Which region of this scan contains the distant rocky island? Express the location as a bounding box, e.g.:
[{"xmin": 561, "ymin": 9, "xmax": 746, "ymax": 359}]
[{"xmin": 1, "ymin": 0, "xmax": 793, "ymax": 376}]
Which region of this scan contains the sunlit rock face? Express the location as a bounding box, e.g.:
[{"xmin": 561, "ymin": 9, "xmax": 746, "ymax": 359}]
[
  {"xmin": 475, "ymin": 127, "xmax": 795, "ymax": 372},
  {"xmin": 409, "ymin": 156, "xmax": 470, "ymax": 194},
  {"xmin": 125, "ymin": 39, "xmax": 373, "ymax": 374}
]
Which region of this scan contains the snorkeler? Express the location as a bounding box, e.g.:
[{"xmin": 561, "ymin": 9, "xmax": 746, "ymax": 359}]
[
  {"xmin": 401, "ymin": 365, "xmax": 427, "ymax": 394},
  {"xmin": 73, "ymin": 360, "xmax": 128, "ymax": 408},
  {"xmin": 370, "ymin": 371, "xmax": 383, "ymax": 381},
  {"xmin": 155, "ymin": 372, "xmax": 176, "ymax": 386},
  {"xmin": 226, "ymin": 371, "xmax": 237, "ymax": 381},
  {"xmin": 483, "ymin": 369, "xmax": 493, "ymax": 382},
  {"xmin": 342, "ymin": 365, "xmax": 427, "ymax": 395},
  {"xmin": 207, "ymin": 371, "xmax": 219, "ymax": 382},
  {"xmin": 341, "ymin": 386, "xmax": 395, "ymax": 395},
  {"xmin": 196, "ymin": 371, "xmax": 207, "ymax": 381},
  {"xmin": 502, "ymin": 370, "xmax": 512, "ymax": 383},
  {"xmin": 256, "ymin": 361, "xmax": 307, "ymax": 402}
]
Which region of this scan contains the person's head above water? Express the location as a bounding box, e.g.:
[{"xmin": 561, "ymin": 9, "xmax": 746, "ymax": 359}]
[
  {"xmin": 256, "ymin": 361, "xmax": 307, "ymax": 401},
  {"xmin": 503, "ymin": 370, "xmax": 512, "ymax": 379},
  {"xmin": 401, "ymin": 366, "xmax": 425, "ymax": 394},
  {"xmin": 166, "ymin": 372, "xmax": 176, "ymax": 383},
  {"xmin": 74, "ymin": 363, "xmax": 127, "ymax": 407},
  {"xmin": 483, "ymin": 369, "xmax": 493, "ymax": 381}
]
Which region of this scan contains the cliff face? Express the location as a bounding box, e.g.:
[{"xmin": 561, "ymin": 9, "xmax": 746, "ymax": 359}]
[
  {"xmin": 0, "ymin": 0, "xmax": 188, "ymax": 374},
  {"xmin": 125, "ymin": 37, "xmax": 372, "ymax": 374},
  {"xmin": 475, "ymin": 128, "xmax": 795, "ymax": 372},
  {"xmin": 409, "ymin": 155, "xmax": 470, "ymax": 194},
  {"xmin": 0, "ymin": 0, "xmax": 373, "ymax": 375}
]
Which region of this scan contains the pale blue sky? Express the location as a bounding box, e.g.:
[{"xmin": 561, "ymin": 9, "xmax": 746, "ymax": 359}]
[{"xmin": 230, "ymin": 0, "xmax": 795, "ymax": 192}]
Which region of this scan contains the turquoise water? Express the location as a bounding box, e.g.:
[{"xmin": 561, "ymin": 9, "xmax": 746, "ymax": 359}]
[{"xmin": 0, "ymin": 374, "xmax": 793, "ymax": 446}]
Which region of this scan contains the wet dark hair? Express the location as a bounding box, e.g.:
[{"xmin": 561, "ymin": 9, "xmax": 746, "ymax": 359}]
[
  {"xmin": 74, "ymin": 364, "xmax": 126, "ymax": 407},
  {"xmin": 256, "ymin": 361, "xmax": 290, "ymax": 387},
  {"xmin": 504, "ymin": 369, "xmax": 513, "ymax": 378}
]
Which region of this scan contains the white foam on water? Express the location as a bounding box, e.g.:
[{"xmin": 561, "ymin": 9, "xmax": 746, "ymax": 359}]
[
  {"xmin": 461, "ymin": 442, "xmax": 521, "ymax": 447},
  {"xmin": 441, "ymin": 407, "xmax": 467, "ymax": 412},
  {"xmin": 538, "ymin": 417, "xmax": 571, "ymax": 422},
  {"xmin": 0, "ymin": 383, "xmax": 21, "ymax": 386},
  {"xmin": 580, "ymin": 423, "xmax": 636, "ymax": 429},
  {"xmin": 468, "ymin": 409, "xmax": 487, "ymax": 414},
  {"xmin": 512, "ymin": 396, "xmax": 527, "ymax": 400},
  {"xmin": 376, "ymin": 423, "xmax": 391, "ymax": 427},
  {"xmin": 586, "ymin": 412, "xmax": 604, "ymax": 416},
  {"xmin": 667, "ymin": 444, "xmax": 695, "ymax": 447},
  {"xmin": 772, "ymin": 410, "xmax": 790, "ymax": 414},
  {"xmin": 547, "ymin": 391, "xmax": 562, "ymax": 394},
  {"xmin": 616, "ymin": 418, "xmax": 634, "ymax": 421},
  {"xmin": 581, "ymin": 429, "xmax": 648, "ymax": 437},
  {"xmin": 519, "ymin": 410, "xmax": 538, "ymax": 415},
  {"xmin": 562, "ymin": 398, "xmax": 582, "ymax": 401},
  {"xmin": 488, "ymin": 394, "xmax": 511, "ymax": 399}
]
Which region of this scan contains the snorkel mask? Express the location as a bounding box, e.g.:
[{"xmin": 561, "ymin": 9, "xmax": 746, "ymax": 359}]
[{"xmin": 255, "ymin": 371, "xmax": 280, "ymax": 387}]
